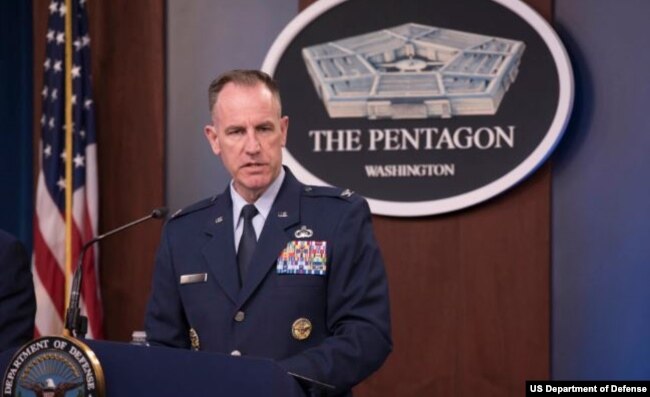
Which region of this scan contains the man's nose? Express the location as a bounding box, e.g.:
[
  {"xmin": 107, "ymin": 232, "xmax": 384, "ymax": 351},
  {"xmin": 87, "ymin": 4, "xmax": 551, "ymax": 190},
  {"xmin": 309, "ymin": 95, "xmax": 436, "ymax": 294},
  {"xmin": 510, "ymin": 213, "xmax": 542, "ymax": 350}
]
[{"xmin": 244, "ymin": 130, "xmax": 261, "ymax": 153}]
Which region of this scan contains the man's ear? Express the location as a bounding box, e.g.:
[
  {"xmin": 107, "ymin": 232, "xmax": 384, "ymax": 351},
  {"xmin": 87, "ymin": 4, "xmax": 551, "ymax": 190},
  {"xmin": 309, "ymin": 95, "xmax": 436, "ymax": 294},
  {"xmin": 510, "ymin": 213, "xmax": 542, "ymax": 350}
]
[
  {"xmin": 280, "ymin": 116, "xmax": 289, "ymax": 147},
  {"xmin": 204, "ymin": 125, "xmax": 221, "ymax": 155}
]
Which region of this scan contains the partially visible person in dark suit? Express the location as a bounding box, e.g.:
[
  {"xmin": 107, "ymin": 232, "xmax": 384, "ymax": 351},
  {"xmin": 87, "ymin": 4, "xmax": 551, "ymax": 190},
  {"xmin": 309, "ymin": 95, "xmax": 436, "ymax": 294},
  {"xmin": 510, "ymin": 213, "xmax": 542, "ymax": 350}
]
[{"xmin": 0, "ymin": 229, "xmax": 36, "ymax": 351}]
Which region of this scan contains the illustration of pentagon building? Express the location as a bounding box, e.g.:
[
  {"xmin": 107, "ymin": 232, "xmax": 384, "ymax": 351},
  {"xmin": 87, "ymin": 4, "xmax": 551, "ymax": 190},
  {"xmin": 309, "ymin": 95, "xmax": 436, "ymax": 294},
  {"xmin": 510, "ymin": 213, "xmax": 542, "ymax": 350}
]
[{"xmin": 302, "ymin": 23, "xmax": 525, "ymax": 119}]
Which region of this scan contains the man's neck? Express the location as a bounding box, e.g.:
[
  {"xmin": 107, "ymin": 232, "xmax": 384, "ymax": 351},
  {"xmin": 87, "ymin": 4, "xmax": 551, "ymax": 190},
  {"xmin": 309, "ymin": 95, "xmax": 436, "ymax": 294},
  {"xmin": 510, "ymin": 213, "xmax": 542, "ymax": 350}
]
[{"xmin": 234, "ymin": 186, "xmax": 264, "ymax": 204}]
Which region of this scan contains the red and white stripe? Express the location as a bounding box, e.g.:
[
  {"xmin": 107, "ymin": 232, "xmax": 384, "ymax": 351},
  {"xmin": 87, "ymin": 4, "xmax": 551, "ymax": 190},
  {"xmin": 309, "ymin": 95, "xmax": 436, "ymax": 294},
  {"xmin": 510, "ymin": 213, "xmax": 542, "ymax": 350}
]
[{"xmin": 32, "ymin": 143, "xmax": 103, "ymax": 338}]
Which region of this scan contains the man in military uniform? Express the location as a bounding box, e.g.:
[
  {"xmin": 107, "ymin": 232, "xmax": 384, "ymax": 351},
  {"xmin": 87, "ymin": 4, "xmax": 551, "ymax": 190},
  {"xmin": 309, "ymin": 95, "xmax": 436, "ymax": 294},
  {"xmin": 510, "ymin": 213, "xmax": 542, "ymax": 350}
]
[
  {"xmin": 0, "ymin": 229, "xmax": 35, "ymax": 352},
  {"xmin": 145, "ymin": 70, "xmax": 391, "ymax": 396}
]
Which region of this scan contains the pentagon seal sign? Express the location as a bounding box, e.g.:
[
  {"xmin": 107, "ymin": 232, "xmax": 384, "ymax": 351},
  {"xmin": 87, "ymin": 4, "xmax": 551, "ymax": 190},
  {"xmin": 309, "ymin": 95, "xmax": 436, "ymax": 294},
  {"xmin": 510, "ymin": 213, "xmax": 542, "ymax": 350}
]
[
  {"xmin": 2, "ymin": 336, "xmax": 105, "ymax": 397},
  {"xmin": 302, "ymin": 23, "xmax": 525, "ymax": 120},
  {"xmin": 263, "ymin": 0, "xmax": 573, "ymax": 217}
]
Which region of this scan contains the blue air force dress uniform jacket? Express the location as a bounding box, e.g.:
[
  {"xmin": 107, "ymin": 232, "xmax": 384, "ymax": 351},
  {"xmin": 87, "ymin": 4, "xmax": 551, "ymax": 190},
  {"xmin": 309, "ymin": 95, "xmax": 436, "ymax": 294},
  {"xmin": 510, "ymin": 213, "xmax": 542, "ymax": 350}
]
[
  {"xmin": 0, "ymin": 230, "xmax": 36, "ymax": 352},
  {"xmin": 145, "ymin": 168, "xmax": 392, "ymax": 396}
]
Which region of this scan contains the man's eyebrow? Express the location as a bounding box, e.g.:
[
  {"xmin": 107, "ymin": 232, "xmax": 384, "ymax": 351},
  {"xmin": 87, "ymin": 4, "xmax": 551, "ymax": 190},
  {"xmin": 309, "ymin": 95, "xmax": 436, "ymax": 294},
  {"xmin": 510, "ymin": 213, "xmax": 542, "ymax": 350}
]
[
  {"xmin": 224, "ymin": 124, "xmax": 245, "ymax": 132},
  {"xmin": 256, "ymin": 121, "xmax": 275, "ymax": 128}
]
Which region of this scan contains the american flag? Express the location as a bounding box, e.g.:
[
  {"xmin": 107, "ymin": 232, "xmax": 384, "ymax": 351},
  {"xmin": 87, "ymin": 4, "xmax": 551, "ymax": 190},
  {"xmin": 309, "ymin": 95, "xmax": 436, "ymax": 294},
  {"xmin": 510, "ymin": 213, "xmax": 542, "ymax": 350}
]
[{"xmin": 33, "ymin": 0, "xmax": 103, "ymax": 338}]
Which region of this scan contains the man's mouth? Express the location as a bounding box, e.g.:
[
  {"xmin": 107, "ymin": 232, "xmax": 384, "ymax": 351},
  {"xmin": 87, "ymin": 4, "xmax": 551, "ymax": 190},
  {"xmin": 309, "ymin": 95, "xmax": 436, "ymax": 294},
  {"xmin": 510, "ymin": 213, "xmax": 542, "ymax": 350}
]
[{"xmin": 242, "ymin": 162, "xmax": 266, "ymax": 170}]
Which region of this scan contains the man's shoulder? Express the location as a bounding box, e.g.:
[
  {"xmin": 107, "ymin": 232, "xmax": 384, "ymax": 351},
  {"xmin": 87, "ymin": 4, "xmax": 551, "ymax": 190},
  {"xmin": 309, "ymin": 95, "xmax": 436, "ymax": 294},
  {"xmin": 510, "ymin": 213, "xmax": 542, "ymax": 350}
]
[
  {"xmin": 168, "ymin": 194, "xmax": 222, "ymax": 221},
  {"xmin": 285, "ymin": 166, "xmax": 360, "ymax": 204}
]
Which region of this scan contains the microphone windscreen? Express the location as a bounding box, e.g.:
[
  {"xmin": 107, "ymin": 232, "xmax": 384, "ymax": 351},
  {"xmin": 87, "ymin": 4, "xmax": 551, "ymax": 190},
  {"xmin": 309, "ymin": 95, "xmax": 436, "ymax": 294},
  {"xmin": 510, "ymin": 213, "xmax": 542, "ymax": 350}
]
[{"xmin": 151, "ymin": 207, "xmax": 169, "ymax": 219}]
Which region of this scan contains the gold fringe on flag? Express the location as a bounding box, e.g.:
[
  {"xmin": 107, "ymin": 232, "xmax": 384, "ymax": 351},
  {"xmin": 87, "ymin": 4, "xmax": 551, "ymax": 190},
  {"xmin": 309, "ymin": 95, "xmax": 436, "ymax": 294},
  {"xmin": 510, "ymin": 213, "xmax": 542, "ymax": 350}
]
[{"xmin": 64, "ymin": 0, "xmax": 74, "ymax": 308}]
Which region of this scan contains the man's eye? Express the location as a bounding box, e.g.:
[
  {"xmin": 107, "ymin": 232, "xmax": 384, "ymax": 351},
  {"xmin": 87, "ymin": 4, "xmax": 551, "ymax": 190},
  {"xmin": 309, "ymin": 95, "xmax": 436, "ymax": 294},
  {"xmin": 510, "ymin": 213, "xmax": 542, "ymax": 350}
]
[{"xmin": 227, "ymin": 129, "xmax": 245, "ymax": 136}]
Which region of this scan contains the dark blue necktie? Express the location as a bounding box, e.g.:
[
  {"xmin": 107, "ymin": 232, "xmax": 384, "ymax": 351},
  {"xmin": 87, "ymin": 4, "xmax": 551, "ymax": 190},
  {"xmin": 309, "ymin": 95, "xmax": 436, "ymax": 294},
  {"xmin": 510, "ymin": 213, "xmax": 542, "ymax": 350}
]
[{"xmin": 237, "ymin": 204, "xmax": 258, "ymax": 285}]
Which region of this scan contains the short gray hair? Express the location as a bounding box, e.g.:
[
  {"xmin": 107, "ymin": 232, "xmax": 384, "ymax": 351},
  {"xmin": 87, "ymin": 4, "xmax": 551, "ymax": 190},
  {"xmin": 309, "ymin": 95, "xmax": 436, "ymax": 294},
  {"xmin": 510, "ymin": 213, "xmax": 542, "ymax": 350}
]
[{"xmin": 208, "ymin": 69, "xmax": 282, "ymax": 113}]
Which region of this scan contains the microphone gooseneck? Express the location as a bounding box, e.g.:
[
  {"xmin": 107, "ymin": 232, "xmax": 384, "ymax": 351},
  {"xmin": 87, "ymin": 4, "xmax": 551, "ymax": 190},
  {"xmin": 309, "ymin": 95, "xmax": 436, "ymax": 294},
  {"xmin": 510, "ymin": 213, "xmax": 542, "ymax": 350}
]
[{"xmin": 64, "ymin": 207, "xmax": 168, "ymax": 338}]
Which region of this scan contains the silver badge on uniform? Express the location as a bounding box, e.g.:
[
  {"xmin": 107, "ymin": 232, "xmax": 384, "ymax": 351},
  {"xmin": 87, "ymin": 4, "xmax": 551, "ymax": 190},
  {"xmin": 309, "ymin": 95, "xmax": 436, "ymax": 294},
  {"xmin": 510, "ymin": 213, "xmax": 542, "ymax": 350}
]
[{"xmin": 294, "ymin": 225, "xmax": 313, "ymax": 239}]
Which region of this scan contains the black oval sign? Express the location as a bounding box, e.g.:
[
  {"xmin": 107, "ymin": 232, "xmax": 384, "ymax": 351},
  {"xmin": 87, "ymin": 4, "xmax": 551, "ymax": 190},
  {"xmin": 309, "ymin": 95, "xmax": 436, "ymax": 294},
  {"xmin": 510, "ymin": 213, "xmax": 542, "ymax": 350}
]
[{"xmin": 263, "ymin": 0, "xmax": 573, "ymax": 216}]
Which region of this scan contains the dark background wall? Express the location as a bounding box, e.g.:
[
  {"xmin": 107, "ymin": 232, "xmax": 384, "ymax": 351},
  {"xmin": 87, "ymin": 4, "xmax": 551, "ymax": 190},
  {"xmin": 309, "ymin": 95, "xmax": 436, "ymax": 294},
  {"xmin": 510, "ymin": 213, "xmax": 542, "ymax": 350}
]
[
  {"xmin": 166, "ymin": 0, "xmax": 296, "ymax": 212},
  {"xmin": 552, "ymin": 0, "xmax": 650, "ymax": 379}
]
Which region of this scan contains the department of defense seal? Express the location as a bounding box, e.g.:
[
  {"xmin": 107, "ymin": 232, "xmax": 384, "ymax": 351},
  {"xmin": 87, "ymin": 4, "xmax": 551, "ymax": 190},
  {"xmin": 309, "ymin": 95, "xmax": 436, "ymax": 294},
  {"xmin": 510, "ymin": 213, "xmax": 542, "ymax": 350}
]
[
  {"xmin": 292, "ymin": 318, "xmax": 313, "ymax": 341},
  {"xmin": 2, "ymin": 336, "xmax": 105, "ymax": 397}
]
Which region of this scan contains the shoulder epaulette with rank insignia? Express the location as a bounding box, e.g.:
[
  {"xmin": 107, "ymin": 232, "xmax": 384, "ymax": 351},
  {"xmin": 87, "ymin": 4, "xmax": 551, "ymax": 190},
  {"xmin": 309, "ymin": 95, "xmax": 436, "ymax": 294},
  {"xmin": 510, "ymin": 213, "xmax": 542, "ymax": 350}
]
[
  {"xmin": 340, "ymin": 188, "xmax": 354, "ymax": 198},
  {"xmin": 170, "ymin": 194, "xmax": 219, "ymax": 220},
  {"xmin": 302, "ymin": 185, "xmax": 356, "ymax": 201}
]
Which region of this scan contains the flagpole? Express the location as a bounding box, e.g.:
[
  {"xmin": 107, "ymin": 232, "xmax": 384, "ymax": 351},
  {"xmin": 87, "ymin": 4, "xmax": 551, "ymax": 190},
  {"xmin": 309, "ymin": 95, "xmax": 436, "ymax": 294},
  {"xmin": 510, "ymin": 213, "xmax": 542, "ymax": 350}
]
[{"xmin": 64, "ymin": 0, "xmax": 74, "ymax": 320}]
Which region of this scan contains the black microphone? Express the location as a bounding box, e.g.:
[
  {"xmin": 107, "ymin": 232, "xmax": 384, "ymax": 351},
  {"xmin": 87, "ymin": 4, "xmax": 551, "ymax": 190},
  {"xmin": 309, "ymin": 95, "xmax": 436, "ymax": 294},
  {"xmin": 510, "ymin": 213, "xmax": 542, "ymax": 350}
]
[{"xmin": 64, "ymin": 207, "xmax": 168, "ymax": 338}]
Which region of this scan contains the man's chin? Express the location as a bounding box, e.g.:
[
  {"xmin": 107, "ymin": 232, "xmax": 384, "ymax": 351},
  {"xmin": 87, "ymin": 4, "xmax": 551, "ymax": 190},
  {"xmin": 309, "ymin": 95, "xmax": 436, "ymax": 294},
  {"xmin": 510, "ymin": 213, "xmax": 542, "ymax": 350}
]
[
  {"xmin": 240, "ymin": 170, "xmax": 270, "ymax": 182},
  {"xmin": 235, "ymin": 176, "xmax": 273, "ymax": 198}
]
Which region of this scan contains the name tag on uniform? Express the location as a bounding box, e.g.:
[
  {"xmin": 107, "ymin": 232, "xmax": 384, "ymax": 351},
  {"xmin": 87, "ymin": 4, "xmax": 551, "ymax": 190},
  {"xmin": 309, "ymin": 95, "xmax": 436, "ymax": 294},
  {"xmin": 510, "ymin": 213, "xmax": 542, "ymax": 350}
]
[
  {"xmin": 277, "ymin": 241, "xmax": 327, "ymax": 275},
  {"xmin": 180, "ymin": 273, "xmax": 208, "ymax": 284}
]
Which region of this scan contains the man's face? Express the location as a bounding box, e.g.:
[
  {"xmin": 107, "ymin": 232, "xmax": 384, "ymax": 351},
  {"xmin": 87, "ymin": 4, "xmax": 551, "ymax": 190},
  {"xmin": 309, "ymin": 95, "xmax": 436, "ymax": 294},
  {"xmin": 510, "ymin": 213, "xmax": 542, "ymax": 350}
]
[{"xmin": 204, "ymin": 82, "xmax": 288, "ymax": 203}]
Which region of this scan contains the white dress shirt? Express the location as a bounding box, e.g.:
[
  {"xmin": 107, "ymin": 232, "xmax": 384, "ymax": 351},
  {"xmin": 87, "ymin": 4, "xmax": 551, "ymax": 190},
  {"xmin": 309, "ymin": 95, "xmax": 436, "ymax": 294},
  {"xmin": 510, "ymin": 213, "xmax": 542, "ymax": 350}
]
[{"xmin": 230, "ymin": 167, "xmax": 285, "ymax": 252}]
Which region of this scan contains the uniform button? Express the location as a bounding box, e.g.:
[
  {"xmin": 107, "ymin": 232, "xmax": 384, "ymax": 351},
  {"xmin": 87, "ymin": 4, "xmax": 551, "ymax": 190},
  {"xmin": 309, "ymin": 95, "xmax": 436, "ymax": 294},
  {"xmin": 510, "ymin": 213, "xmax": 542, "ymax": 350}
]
[
  {"xmin": 234, "ymin": 311, "xmax": 245, "ymax": 322},
  {"xmin": 230, "ymin": 350, "xmax": 242, "ymax": 356}
]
